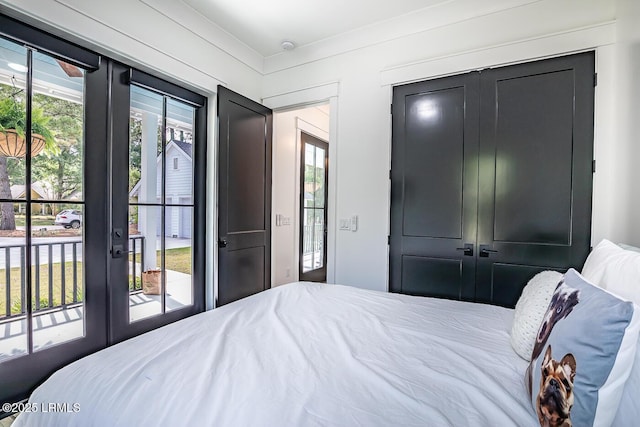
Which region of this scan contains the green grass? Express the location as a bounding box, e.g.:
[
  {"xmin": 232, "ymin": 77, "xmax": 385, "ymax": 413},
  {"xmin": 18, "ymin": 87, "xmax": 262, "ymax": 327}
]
[
  {"xmin": 0, "ymin": 247, "xmax": 191, "ymax": 317},
  {"xmin": 0, "ymin": 261, "xmax": 83, "ymax": 316},
  {"xmin": 14, "ymin": 214, "xmax": 56, "ymax": 227}
]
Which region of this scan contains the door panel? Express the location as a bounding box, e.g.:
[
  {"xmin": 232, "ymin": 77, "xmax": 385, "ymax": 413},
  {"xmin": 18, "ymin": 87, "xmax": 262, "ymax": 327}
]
[
  {"xmin": 217, "ymin": 86, "xmax": 272, "ymax": 306},
  {"xmin": 476, "ymin": 52, "xmax": 594, "ymax": 306},
  {"xmin": 492, "ymin": 70, "xmax": 574, "ymax": 245},
  {"xmin": 390, "ymin": 73, "xmax": 479, "ymax": 300},
  {"xmin": 401, "ymin": 256, "xmax": 462, "ymax": 298},
  {"xmin": 403, "ymin": 89, "xmax": 465, "ymax": 239}
]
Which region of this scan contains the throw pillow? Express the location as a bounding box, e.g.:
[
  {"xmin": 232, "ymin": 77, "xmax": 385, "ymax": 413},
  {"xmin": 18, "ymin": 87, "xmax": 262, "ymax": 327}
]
[
  {"xmin": 527, "ymin": 269, "xmax": 640, "ymax": 427},
  {"xmin": 511, "ymin": 270, "xmax": 564, "ymax": 360}
]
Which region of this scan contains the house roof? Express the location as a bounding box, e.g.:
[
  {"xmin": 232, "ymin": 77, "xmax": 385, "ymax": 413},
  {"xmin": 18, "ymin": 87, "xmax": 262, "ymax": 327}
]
[
  {"xmin": 10, "ymin": 182, "xmax": 52, "ymax": 199},
  {"xmin": 173, "ymin": 139, "xmax": 192, "ymax": 158}
]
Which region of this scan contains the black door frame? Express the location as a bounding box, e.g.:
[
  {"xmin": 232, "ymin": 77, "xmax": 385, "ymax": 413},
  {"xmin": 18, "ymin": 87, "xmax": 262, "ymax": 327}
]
[{"xmin": 299, "ymin": 131, "xmax": 329, "ymax": 282}]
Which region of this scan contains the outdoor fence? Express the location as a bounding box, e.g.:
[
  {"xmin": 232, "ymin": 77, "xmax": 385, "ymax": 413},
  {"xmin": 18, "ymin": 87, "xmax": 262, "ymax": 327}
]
[{"xmin": 0, "ymin": 236, "xmax": 145, "ymax": 320}]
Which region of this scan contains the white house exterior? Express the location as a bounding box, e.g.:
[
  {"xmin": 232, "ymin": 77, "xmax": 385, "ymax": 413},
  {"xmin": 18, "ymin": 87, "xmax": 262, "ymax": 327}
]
[{"xmin": 130, "ymin": 139, "xmax": 193, "ymax": 239}]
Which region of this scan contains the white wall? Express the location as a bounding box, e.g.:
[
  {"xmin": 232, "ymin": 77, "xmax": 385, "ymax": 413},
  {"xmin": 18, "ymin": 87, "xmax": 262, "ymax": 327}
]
[
  {"xmin": 272, "ymin": 105, "xmax": 330, "ymax": 286},
  {"xmin": 611, "ymin": 0, "xmax": 640, "ymax": 245},
  {"xmin": 0, "ymin": 0, "xmax": 263, "ymax": 98},
  {"xmin": 262, "ymin": 0, "xmax": 620, "ymax": 292}
]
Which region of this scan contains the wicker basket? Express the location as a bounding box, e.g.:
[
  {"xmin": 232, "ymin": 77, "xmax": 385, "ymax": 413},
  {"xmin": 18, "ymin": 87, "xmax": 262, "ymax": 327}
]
[{"xmin": 142, "ymin": 269, "xmax": 161, "ymax": 295}]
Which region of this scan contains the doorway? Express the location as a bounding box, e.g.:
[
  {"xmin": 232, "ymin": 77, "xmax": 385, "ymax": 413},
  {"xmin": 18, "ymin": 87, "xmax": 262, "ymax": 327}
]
[
  {"xmin": 299, "ymin": 132, "xmax": 328, "ymax": 282},
  {"xmin": 271, "ymin": 103, "xmax": 330, "ymax": 286}
]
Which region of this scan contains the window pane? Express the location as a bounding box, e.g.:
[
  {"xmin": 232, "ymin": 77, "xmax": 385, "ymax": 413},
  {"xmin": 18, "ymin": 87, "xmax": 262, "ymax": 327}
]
[
  {"xmin": 165, "ymin": 206, "xmax": 192, "ymax": 312},
  {"xmin": 314, "ymin": 145, "xmax": 325, "ymax": 208},
  {"xmin": 129, "ymin": 205, "xmax": 163, "ymax": 322},
  {"xmin": 0, "ymin": 203, "xmax": 27, "ymax": 362},
  {"xmin": 166, "ymin": 98, "xmax": 194, "ymax": 205},
  {"xmin": 129, "ymin": 86, "xmax": 162, "ymax": 205},
  {"xmin": 314, "ymin": 209, "xmax": 325, "ymax": 269},
  {"xmin": 31, "ymin": 51, "xmax": 84, "ymax": 202},
  {"xmin": 32, "ymin": 202, "xmax": 84, "ymax": 352}
]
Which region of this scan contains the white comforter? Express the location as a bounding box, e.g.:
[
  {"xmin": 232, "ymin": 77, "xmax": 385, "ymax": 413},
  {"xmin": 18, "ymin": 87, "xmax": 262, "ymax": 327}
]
[{"xmin": 14, "ymin": 282, "xmax": 537, "ymax": 426}]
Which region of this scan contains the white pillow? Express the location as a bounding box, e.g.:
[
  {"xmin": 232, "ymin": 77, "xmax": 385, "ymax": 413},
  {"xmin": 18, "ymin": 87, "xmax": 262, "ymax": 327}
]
[
  {"xmin": 581, "ymin": 239, "xmax": 640, "ymax": 304},
  {"xmin": 510, "ymin": 270, "xmax": 563, "ymax": 360}
]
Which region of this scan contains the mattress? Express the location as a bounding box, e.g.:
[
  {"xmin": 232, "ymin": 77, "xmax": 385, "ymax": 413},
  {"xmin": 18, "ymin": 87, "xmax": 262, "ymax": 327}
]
[{"xmin": 13, "ymin": 282, "xmax": 537, "ymax": 426}]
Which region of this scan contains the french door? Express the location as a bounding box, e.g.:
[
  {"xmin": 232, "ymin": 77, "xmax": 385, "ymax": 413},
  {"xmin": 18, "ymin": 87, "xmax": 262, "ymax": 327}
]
[
  {"xmin": 0, "ymin": 16, "xmax": 108, "ymax": 404},
  {"xmin": 0, "ymin": 14, "xmax": 207, "ymax": 405},
  {"xmin": 299, "ymin": 132, "xmax": 328, "ymax": 282},
  {"xmin": 109, "ymin": 66, "xmax": 207, "ymax": 343},
  {"xmin": 390, "ymin": 52, "xmax": 595, "ymax": 307}
]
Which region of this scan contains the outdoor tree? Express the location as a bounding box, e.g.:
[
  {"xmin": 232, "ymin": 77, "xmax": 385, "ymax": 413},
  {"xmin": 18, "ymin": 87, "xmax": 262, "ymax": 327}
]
[{"xmin": 0, "ymin": 83, "xmax": 81, "ymax": 229}]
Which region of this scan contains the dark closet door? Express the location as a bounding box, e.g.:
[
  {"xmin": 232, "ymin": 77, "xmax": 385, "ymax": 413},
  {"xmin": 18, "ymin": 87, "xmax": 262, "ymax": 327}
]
[
  {"xmin": 217, "ymin": 86, "xmax": 272, "ymax": 306},
  {"xmin": 390, "ymin": 73, "xmax": 479, "ymax": 300},
  {"xmin": 475, "ymin": 53, "xmax": 595, "ymax": 306}
]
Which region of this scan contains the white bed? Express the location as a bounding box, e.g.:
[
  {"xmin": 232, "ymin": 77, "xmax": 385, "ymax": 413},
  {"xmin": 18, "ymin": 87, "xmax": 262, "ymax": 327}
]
[{"xmin": 14, "ymin": 282, "xmax": 540, "ymax": 426}]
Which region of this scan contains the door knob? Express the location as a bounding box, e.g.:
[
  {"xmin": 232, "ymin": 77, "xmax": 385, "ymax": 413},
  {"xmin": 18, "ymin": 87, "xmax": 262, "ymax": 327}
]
[
  {"xmin": 479, "ymin": 245, "xmax": 498, "ymax": 257},
  {"xmin": 456, "ymin": 243, "xmax": 474, "ymax": 256},
  {"xmin": 218, "ymin": 238, "xmax": 228, "ymax": 248}
]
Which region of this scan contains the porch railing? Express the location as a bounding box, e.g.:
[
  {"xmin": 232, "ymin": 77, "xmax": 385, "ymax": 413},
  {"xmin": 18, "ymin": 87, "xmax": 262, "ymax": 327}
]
[{"xmin": 0, "ymin": 236, "xmax": 145, "ymax": 320}]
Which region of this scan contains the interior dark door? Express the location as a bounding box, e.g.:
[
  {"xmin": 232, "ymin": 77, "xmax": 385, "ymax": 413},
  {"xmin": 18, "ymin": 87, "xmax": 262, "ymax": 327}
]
[
  {"xmin": 475, "ymin": 52, "xmax": 595, "ymax": 306},
  {"xmin": 217, "ymin": 86, "xmax": 272, "ymax": 306},
  {"xmin": 390, "ymin": 73, "xmax": 479, "ymax": 300}
]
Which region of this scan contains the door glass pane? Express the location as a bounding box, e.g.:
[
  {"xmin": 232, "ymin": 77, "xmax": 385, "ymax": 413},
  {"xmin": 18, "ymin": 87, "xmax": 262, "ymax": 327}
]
[
  {"xmin": 0, "ymin": 40, "xmax": 28, "ymax": 361},
  {"xmin": 129, "ymin": 205, "xmax": 163, "ymax": 322},
  {"xmin": 129, "ymin": 86, "xmax": 162, "ymax": 205},
  {"xmin": 30, "ymin": 48, "xmax": 86, "ymax": 351},
  {"xmin": 32, "ymin": 202, "xmax": 84, "ymax": 352},
  {"xmin": 0, "ymin": 203, "xmax": 27, "ymax": 361},
  {"xmin": 314, "ymin": 209, "xmax": 324, "ymax": 270},
  {"xmin": 314, "ymin": 146, "xmax": 325, "ymax": 208},
  {"xmin": 165, "ymin": 206, "xmax": 192, "ymax": 312}
]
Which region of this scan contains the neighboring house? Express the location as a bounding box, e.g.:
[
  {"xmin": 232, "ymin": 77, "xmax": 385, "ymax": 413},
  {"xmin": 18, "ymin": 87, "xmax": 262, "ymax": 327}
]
[
  {"xmin": 129, "ymin": 139, "xmax": 193, "ymax": 239},
  {"xmin": 11, "ymin": 181, "xmax": 52, "ymax": 215}
]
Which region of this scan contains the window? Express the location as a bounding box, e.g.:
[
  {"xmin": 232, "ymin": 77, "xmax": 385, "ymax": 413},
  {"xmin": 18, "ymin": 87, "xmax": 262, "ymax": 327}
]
[{"xmin": 173, "ymin": 156, "xmax": 179, "ymax": 170}]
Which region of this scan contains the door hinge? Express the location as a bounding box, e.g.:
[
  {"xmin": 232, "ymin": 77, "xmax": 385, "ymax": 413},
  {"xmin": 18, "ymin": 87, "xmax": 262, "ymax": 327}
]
[
  {"xmin": 390, "ymin": 103, "xmax": 393, "ymax": 115},
  {"xmin": 389, "ymin": 169, "xmax": 392, "ymax": 179},
  {"xmin": 594, "ymin": 73, "xmax": 598, "ymax": 87},
  {"xmin": 387, "ymin": 235, "xmax": 391, "ymax": 245},
  {"xmin": 592, "ymin": 159, "xmax": 596, "ymax": 173}
]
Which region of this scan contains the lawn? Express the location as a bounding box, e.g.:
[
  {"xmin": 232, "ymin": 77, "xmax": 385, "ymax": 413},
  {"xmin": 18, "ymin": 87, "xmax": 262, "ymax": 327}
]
[
  {"xmin": 14, "ymin": 214, "xmax": 56, "ymax": 227},
  {"xmin": 0, "ymin": 247, "xmax": 192, "ymax": 316}
]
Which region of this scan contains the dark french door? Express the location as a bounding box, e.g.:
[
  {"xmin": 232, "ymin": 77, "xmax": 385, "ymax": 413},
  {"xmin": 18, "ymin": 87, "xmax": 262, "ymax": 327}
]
[
  {"xmin": 0, "ymin": 15, "xmax": 108, "ymax": 404},
  {"xmin": 109, "ymin": 67, "xmax": 207, "ymax": 343},
  {"xmin": 299, "ymin": 132, "xmax": 328, "ymax": 282},
  {"xmin": 390, "ymin": 52, "xmax": 595, "ymax": 307},
  {"xmin": 0, "ymin": 14, "xmax": 207, "ymax": 405}
]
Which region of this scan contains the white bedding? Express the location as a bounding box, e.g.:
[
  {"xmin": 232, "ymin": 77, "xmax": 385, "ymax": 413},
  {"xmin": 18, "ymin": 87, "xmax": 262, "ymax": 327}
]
[{"xmin": 14, "ymin": 282, "xmax": 537, "ymax": 426}]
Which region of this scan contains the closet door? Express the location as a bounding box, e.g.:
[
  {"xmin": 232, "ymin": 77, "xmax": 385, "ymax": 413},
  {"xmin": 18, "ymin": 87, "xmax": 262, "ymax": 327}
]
[
  {"xmin": 390, "ymin": 73, "xmax": 479, "ymax": 300},
  {"xmin": 475, "ymin": 52, "xmax": 595, "ymax": 306}
]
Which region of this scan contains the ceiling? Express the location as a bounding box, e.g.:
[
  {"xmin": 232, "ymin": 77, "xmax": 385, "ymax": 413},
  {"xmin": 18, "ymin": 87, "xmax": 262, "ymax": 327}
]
[{"xmin": 182, "ymin": 0, "xmax": 450, "ymax": 57}]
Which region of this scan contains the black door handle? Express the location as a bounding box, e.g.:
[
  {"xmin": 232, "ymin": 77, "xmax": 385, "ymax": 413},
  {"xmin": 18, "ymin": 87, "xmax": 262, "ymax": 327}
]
[
  {"xmin": 456, "ymin": 243, "xmax": 474, "ymax": 256},
  {"xmin": 479, "ymin": 245, "xmax": 498, "ymax": 257},
  {"xmin": 218, "ymin": 238, "xmax": 228, "ymax": 248}
]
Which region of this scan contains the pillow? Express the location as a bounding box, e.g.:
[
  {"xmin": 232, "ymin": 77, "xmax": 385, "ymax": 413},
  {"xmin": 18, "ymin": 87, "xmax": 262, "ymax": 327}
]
[
  {"xmin": 511, "ymin": 271, "xmax": 564, "ymax": 360},
  {"xmin": 527, "ymin": 269, "xmax": 640, "ymax": 427},
  {"xmin": 613, "ymin": 333, "xmax": 640, "ymax": 426},
  {"xmin": 581, "ymin": 239, "xmax": 640, "ymax": 304},
  {"xmin": 618, "ymin": 243, "xmax": 640, "ymax": 253}
]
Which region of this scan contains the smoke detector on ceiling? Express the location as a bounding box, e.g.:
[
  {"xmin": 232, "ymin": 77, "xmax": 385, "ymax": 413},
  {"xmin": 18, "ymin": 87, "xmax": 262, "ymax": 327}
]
[{"xmin": 281, "ymin": 40, "xmax": 296, "ymax": 51}]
